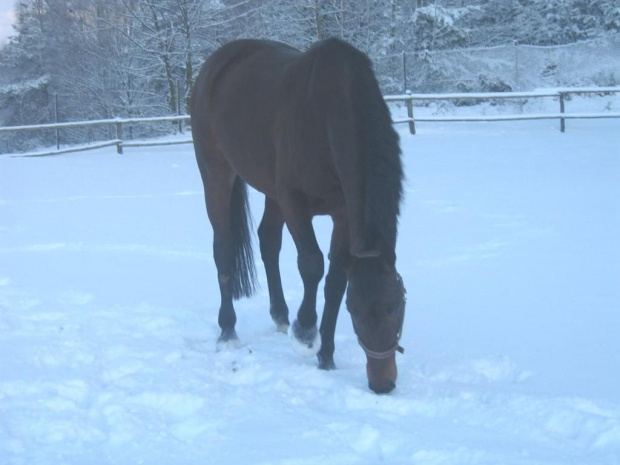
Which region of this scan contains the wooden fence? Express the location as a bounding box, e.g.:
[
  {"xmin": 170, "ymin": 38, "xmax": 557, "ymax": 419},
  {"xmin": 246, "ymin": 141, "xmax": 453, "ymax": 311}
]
[
  {"xmin": 1, "ymin": 88, "xmax": 619, "ymax": 157},
  {"xmin": 0, "ymin": 115, "xmax": 192, "ymax": 157},
  {"xmin": 387, "ymin": 87, "xmax": 620, "ymax": 135}
]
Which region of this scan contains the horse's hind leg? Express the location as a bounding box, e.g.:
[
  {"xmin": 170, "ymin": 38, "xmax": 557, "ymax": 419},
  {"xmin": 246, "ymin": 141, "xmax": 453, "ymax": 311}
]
[
  {"xmin": 204, "ymin": 169, "xmax": 238, "ymax": 343},
  {"xmin": 258, "ymin": 197, "xmax": 289, "ymax": 332},
  {"xmin": 199, "ymin": 156, "xmax": 255, "ymax": 346}
]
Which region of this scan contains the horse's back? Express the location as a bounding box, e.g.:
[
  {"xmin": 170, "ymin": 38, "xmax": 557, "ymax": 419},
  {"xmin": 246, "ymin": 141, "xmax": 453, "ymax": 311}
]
[
  {"xmin": 192, "ymin": 39, "xmax": 298, "ymax": 116},
  {"xmin": 191, "ymin": 40, "xmax": 301, "ymax": 197}
]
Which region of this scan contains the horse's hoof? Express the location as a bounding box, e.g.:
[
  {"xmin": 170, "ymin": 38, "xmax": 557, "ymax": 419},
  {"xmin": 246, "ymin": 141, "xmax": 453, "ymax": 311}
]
[
  {"xmin": 318, "ymin": 353, "xmax": 336, "ymax": 371},
  {"xmin": 275, "ymin": 322, "xmax": 290, "ymax": 334},
  {"xmin": 216, "ymin": 329, "xmax": 241, "ymax": 352},
  {"xmin": 270, "ymin": 306, "xmax": 290, "ymax": 333},
  {"xmin": 289, "ymin": 320, "xmax": 321, "ymax": 357}
]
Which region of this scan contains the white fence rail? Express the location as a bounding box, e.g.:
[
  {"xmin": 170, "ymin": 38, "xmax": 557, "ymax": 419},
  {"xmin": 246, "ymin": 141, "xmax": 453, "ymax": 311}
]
[{"xmin": 2, "ymin": 88, "xmax": 619, "ymax": 157}]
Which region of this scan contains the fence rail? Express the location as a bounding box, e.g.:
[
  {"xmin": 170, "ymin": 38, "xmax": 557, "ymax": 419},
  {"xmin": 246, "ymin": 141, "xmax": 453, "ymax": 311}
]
[
  {"xmin": 2, "ymin": 88, "xmax": 619, "ymax": 157},
  {"xmin": 387, "ymin": 87, "xmax": 620, "ymax": 134},
  {"xmin": 0, "ymin": 115, "xmax": 192, "ymax": 157}
]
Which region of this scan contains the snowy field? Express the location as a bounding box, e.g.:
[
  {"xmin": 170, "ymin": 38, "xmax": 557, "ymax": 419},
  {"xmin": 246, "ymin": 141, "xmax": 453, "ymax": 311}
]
[{"xmin": 1, "ymin": 108, "xmax": 619, "ymax": 464}]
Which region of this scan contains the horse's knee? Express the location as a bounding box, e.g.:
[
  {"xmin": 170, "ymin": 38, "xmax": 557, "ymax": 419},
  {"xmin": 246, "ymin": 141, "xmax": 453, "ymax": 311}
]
[{"xmin": 298, "ymin": 250, "xmax": 324, "ymax": 284}]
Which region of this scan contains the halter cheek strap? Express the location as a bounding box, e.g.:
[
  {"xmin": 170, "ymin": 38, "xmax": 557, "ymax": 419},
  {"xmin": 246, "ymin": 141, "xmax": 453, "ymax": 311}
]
[{"xmin": 353, "ymin": 272, "xmax": 407, "ymax": 360}]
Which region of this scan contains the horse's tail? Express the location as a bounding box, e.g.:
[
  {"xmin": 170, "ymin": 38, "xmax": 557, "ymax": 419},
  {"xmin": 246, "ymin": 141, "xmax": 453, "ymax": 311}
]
[{"xmin": 230, "ymin": 176, "xmax": 257, "ymax": 299}]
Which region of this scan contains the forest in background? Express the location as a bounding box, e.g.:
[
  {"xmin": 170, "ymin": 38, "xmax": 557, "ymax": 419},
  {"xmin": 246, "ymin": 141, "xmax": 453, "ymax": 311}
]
[{"xmin": 1, "ymin": 0, "xmax": 619, "ymax": 151}]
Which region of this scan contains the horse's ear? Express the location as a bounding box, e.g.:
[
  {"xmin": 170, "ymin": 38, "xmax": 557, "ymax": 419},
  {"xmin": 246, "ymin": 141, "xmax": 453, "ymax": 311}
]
[
  {"xmin": 350, "ymin": 227, "xmax": 382, "ymax": 259},
  {"xmin": 328, "ymin": 249, "xmax": 357, "ymax": 273},
  {"xmin": 381, "ymin": 259, "xmax": 396, "ymax": 273},
  {"xmin": 349, "ymin": 227, "xmax": 380, "ymax": 260},
  {"xmin": 381, "ymin": 249, "xmax": 398, "ymax": 273},
  {"xmin": 342, "ymin": 254, "xmax": 357, "ymax": 273},
  {"xmin": 352, "ymin": 248, "xmax": 381, "ymax": 259},
  {"xmin": 350, "ymin": 235, "xmax": 381, "ymax": 259}
]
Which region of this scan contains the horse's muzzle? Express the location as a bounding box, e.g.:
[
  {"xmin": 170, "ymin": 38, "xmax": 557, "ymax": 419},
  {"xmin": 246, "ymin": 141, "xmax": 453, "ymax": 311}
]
[
  {"xmin": 368, "ymin": 379, "xmax": 396, "ymax": 394},
  {"xmin": 366, "ymin": 354, "xmax": 398, "ymax": 394}
]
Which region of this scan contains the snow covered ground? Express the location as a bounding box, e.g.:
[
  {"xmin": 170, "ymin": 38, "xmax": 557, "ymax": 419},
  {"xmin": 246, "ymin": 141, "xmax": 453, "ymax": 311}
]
[{"xmin": 1, "ymin": 107, "xmax": 619, "ymax": 464}]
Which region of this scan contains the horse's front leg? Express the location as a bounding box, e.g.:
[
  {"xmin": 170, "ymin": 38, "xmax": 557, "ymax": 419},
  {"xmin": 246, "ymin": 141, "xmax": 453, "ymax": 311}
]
[
  {"xmin": 318, "ymin": 214, "xmax": 349, "ymax": 370},
  {"xmin": 257, "ymin": 197, "xmax": 289, "ymax": 332},
  {"xmin": 280, "ymin": 192, "xmax": 324, "ymax": 356}
]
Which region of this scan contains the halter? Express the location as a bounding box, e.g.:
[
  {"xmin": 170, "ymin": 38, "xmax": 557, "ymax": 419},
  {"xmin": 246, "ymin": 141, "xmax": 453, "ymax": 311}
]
[
  {"xmin": 358, "ymin": 338, "xmax": 405, "ymax": 359},
  {"xmin": 354, "ymin": 273, "xmax": 406, "ymax": 360}
]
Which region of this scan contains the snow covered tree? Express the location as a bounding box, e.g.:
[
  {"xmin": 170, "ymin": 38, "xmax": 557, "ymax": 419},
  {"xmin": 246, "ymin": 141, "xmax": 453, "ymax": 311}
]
[
  {"xmin": 0, "ymin": 0, "xmax": 52, "ymax": 130},
  {"xmin": 2, "ymin": 0, "xmax": 619, "ymax": 149}
]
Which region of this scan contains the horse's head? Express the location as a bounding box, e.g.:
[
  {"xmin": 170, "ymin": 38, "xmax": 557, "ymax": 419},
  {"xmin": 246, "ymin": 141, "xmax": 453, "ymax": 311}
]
[{"xmin": 346, "ymin": 258, "xmax": 406, "ymax": 394}]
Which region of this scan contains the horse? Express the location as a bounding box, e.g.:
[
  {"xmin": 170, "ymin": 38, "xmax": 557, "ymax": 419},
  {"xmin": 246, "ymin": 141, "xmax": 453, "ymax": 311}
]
[{"xmin": 190, "ymin": 38, "xmax": 406, "ymax": 394}]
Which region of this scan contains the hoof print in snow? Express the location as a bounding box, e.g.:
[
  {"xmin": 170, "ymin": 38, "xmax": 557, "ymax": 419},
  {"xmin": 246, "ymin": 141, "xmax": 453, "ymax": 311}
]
[{"xmin": 289, "ymin": 320, "xmax": 321, "ymax": 357}]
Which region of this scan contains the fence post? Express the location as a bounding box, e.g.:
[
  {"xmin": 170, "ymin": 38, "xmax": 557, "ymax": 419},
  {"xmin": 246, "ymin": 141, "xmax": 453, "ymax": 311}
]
[
  {"xmin": 177, "ymin": 79, "xmax": 182, "ymax": 133},
  {"xmin": 559, "ymin": 92, "xmax": 566, "ymax": 133},
  {"xmin": 115, "ymin": 121, "xmax": 123, "ymax": 154},
  {"xmin": 55, "ymin": 93, "xmax": 60, "ymax": 150},
  {"xmin": 513, "ymin": 40, "xmax": 520, "ymax": 91},
  {"xmin": 402, "ymin": 51, "xmax": 407, "ymax": 94},
  {"xmin": 405, "ymin": 91, "xmax": 416, "ymax": 135}
]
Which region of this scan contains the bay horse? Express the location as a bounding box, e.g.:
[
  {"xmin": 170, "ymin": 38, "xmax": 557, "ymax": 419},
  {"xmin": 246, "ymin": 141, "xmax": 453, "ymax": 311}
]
[{"xmin": 190, "ymin": 38, "xmax": 406, "ymax": 394}]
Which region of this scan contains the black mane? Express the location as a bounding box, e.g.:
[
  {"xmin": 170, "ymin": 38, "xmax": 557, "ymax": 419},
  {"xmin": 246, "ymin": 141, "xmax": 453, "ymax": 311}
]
[
  {"xmin": 308, "ymin": 38, "xmax": 404, "ymax": 259},
  {"xmin": 353, "ymin": 49, "xmax": 403, "ymax": 256}
]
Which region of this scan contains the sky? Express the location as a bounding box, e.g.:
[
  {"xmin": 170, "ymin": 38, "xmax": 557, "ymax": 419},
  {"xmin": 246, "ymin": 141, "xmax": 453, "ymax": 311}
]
[{"xmin": 0, "ymin": 0, "xmax": 15, "ymax": 45}]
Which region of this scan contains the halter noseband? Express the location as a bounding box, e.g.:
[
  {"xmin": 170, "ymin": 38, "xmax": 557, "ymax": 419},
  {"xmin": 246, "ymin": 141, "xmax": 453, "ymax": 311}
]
[
  {"xmin": 354, "ymin": 273, "xmax": 406, "ymax": 360},
  {"xmin": 358, "ymin": 338, "xmax": 405, "ymax": 360}
]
